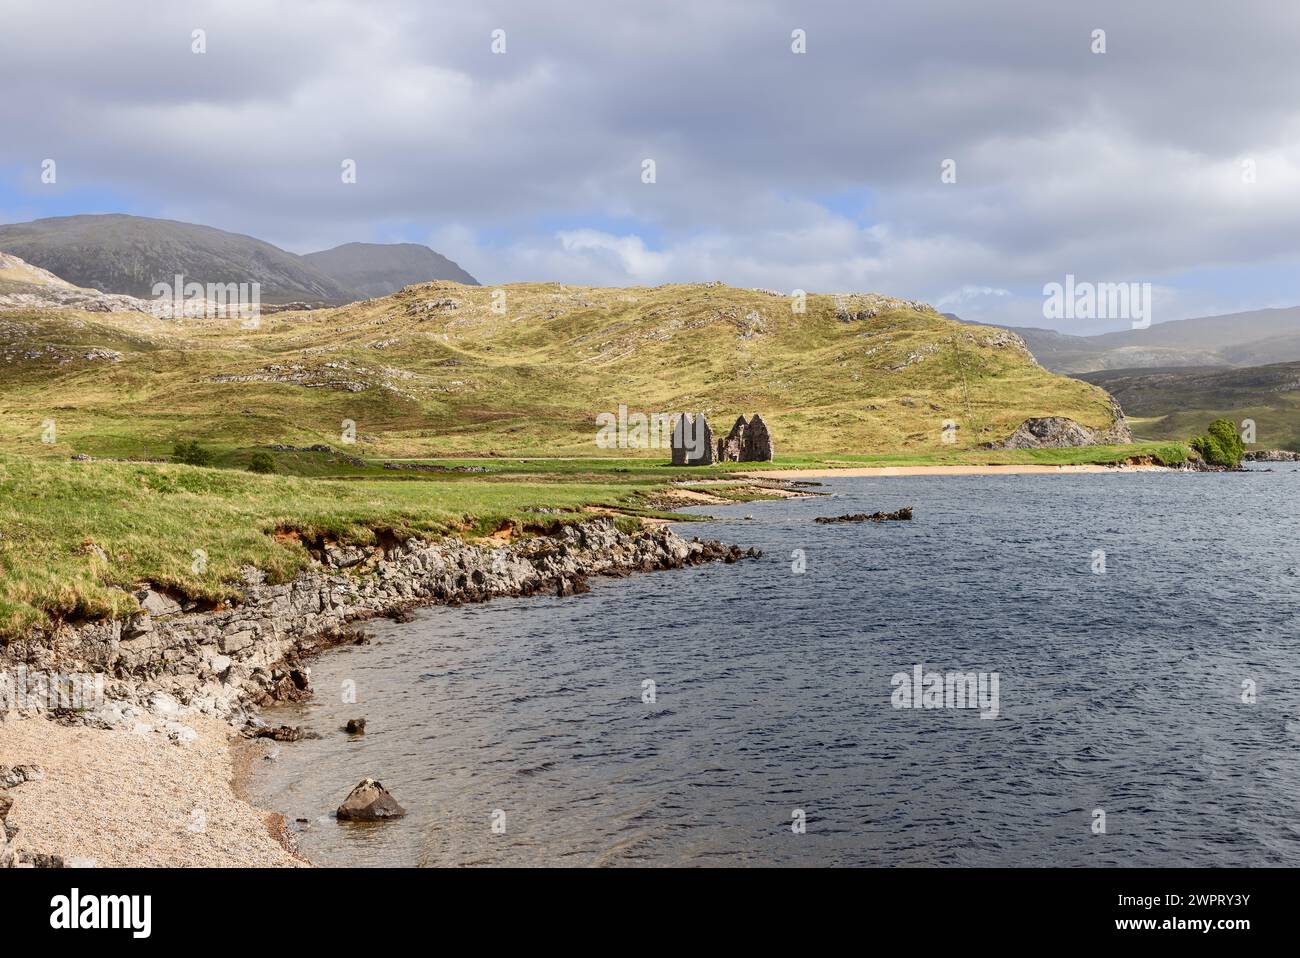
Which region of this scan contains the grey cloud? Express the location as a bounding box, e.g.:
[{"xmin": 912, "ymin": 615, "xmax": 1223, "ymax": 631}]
[{"xmin": 3, "ymin": 0, "xmax": 1300, "ymax": 327}]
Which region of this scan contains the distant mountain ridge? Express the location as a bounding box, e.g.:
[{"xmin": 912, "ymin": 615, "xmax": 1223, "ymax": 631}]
[
  {"xmin": 304, "ymin": 242, "xmax": 478, "ymax": 297},
  {"xmin": 952, "ymin": 306, "xmax": 1300, "ymax": 374},
  {"xmin": 0, "ymin": 214, "xmax": 478, "ymax": 305},
  {"xmin": 1080, "ymin": 361, "xmax": 1300, "ymax": 450}
]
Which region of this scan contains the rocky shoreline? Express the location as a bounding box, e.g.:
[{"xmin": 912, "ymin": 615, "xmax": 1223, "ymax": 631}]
[
  {"xmin": 1242, "ymin": 449, "xmax": 1300, "ymax": 462},
  {"xmin": 0, "ymin": 518, "xmax": 756, "ymax": 866},
  {"xmin": 4, "ymin": 517, "xmax": 756, "ymax": 725}
]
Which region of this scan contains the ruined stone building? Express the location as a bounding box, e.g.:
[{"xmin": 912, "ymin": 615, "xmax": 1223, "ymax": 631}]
[
  {"xmin": 715, "ymin": 413, "xmax": 775, "ymax": 463},
  {"xmin": 671, "ymin": 412, "xmax": 774, "ymax": 465},
  {"xmin": 670, "ymin": 413, "xmax": 715, "ymax": 465}
]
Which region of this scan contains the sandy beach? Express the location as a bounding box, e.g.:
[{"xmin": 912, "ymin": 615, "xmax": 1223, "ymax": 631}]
[
  {"xmin": 744, "ymin": 463, "xmax": 1170, "ymax": 479},
  {"xmin": 0, "ymin": 714, "xmax": 302, "ymax": 867}
]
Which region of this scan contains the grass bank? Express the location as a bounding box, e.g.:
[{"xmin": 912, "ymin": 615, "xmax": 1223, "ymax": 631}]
[{"xmin": 0, "ymin": 441, "xmax": 1191, "ymax": 642}]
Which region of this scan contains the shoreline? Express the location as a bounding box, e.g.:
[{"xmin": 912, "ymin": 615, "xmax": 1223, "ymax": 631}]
[
  {"xmin": 743, "ymin": 463, "xmax": 1173, "ymax": 479},
  {"xmin": 0, "ymin": 517, "xmax": 756, "ymax": 868}
]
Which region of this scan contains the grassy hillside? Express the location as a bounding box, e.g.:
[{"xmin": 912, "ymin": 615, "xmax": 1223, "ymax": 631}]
[
  {"xmin": 0, "ymin": 281, "xmax": 1123, "ymax": 460},
  {"xmin": 1080, "ymin": 363, "xmax": 1300, "ymax": 450}
]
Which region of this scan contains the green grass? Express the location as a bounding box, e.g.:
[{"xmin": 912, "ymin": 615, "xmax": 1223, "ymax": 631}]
[
  {"xmin": 0, "ymin": 282, "xmax": 1126, "ymax": 461},
  {"xmin": 0, "ymin": 453, "xmax": 675, "ymax": 640}
]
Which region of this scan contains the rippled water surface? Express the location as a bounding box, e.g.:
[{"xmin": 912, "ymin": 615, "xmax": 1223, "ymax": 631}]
[{"xmin": 249, "ymin": 470, "xmax": 1300, "ymax": 866}]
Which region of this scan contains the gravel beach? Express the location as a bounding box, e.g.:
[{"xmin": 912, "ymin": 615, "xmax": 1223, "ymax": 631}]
[{"xmin": 0, "ymin": 714, "xmax": 302, "ymax": 867}]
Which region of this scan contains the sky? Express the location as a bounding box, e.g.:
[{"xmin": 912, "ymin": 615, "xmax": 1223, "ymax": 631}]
[{"xmin": 3, "ymin": 0, "xmax": 1300, "ymax": 332}]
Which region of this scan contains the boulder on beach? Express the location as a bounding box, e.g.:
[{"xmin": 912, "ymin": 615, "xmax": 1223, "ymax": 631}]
[{"xmin": 336, "ymin": 778, "xmax": 406, "ymax": 821}]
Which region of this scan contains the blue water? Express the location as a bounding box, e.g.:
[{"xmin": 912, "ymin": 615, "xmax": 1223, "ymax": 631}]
[{"xmin": 249, "ymin": 469, "xmax": 1300, "ymax": 866}]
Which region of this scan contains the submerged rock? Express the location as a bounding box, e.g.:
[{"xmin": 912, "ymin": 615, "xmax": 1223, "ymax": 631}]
[
  {"xmin": 254, "ymin": 725, "xmax": 304, "ymax": 743},
  {"xmin": 336, "ymin": 778, "xmax": 406, "ymax": 821},
  {"xmin": 344, "ymin": 718, "xmax": 366, "ymax": 735},
  {"xmin": 815, "ymin": 508, "xmax": 913, "ymax": 523}
]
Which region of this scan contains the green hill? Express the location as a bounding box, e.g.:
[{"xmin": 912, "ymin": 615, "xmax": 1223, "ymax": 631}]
[{"xmin": 0, "ymin": 281, "xmax": 1124, "ymax": 459}]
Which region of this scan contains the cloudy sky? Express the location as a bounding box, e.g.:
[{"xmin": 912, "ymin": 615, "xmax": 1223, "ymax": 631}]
[{"xmin": 3, "ymin": 0, "xmax": 1300, "ymax": 331}]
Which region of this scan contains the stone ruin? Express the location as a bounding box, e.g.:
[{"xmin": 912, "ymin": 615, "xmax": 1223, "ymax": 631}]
[
  {"xmin": 670, "ymin": 412, "xmax": 774, "ymax": 465},
  {"xmin": 670, "ymin": 413, "xmax": 715, "ymax": 465},
  {"xmin": 716, "ymin": 413, "xmax": 775, "ymax": 463}
]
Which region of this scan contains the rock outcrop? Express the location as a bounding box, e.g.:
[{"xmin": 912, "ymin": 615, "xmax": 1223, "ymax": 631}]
[
  {"xmin": 0, "ymin": 796, "xmax": 16, "ymax": 868},
  {"xmin": 1, "ymin": 518, "xmax": 756, "ymax": 724},
  {"xmin": 989, "ymin": 401, "xmax": 1132, "ymax": 449},
  {"xmin": 0, "ymin": 765, "xmax": 45, "ymax": 869},
  {"xmin": 0, "ymin": 765, "xmax": 44, "ymax": 788},
  {"xmin": 336, "ymin": 779, "xmax": 406, "ymax": 821},
  {"xmin": 1242, "ymin": 449, "xmax": 1300, "ymax": 462}
]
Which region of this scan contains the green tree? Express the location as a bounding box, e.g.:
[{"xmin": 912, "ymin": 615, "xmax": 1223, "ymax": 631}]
[
  {"xmin": 1190, "ymin": 418, "xmax": 1245, "ymax": 468},
  {"xmin": 247, "ymin": 452, "xmax": 276, "ymax": 474},
  {"xmin": 172, "ymin": 440, "xmax": 214, "ymax": 467}
]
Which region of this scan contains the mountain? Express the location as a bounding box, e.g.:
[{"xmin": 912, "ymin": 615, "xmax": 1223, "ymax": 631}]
[
  {"xmin": 1080, "ymin": 362, "xmax": 1300, "ymax": 450},
  {"xmin": 0, "ymin": 283, "xmax": 1123, "ymax": 458},
  {"xmin": 0, "ymin": 214, "xmax": 351, "ymax": 304},
  {"xmin": 954, "ymin": 306, "xmax": 1300, "ymax": 374},
  {"xmin": 0, "ymin": 215, "xmax": 478, "ymax": 305},
  {"xmin": 303, "ymin": 242, "xmax": 478, "ymax": 297}
]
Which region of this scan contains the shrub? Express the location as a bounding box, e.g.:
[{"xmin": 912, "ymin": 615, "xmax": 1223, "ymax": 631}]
[
  {"xmin": 248, "ymin": 452, "xmax": 276, "ymax": 474},
  {"xmin": 1190, "ymin": 418, "xmax": 1245, "ymax": 468},
  {"xmin": 172, "ymin": 440, "xmax": 214, "ymax": 467}
]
